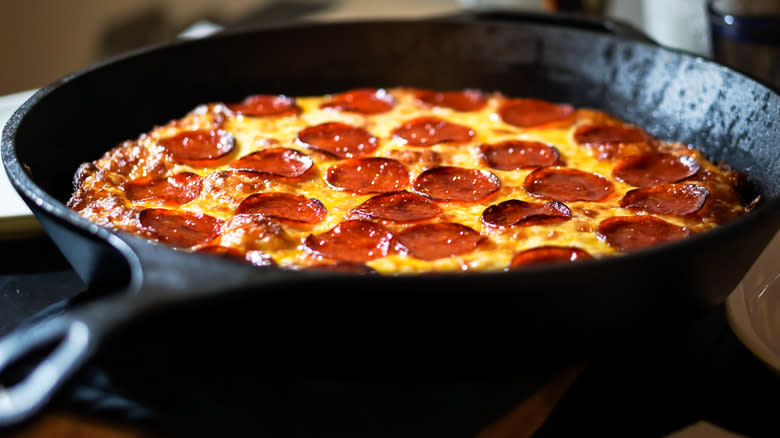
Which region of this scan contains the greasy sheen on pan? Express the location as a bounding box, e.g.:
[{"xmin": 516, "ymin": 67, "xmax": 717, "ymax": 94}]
[{"xmin": 68, "ymin": 88, "xmax": 750, "ymax": 274}]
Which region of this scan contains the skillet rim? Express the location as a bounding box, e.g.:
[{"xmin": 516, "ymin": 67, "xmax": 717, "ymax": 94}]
[{"xmin": 2, "ymin": 17, "xmax": 779, "ymax": 282}]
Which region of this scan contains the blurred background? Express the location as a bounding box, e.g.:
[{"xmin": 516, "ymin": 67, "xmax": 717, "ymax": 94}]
[
  {"xmin": 0, "ymin": 0, "xmax": 639, "ymax": 96},
  {"xmin": 0, "ymin": 0, "xmax": 777, "ymax": 96}
]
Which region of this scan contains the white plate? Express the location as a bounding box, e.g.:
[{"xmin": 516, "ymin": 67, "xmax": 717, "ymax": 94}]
[
  {"xmin": 726, "ymin": 230, "xmax": 780, "ymax": 374},
  {"xmin": 0, "ymin": 89, "xmax": 41, "ymax": 238}
]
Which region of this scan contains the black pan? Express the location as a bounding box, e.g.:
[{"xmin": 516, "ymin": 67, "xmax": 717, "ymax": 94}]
[{"xmin": 2, "ymin": 12, "xmax": 779, "ymax": 427}]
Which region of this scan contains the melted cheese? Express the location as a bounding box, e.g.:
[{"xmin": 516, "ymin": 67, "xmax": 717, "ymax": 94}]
[{"xmin": 70, "ymin": 88, "xmax": 746, "ymax": 274}]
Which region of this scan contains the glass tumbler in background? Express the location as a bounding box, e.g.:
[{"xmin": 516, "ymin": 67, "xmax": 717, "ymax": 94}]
[
  {"xmin": 708, "ymin": 0, "xmax": 780, "ymax": 90},
  {"xmin": 642, "ymin": 0, "xmax": 712, "ymax": 56}
]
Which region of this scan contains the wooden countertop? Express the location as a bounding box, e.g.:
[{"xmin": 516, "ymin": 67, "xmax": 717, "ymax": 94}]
[{"xmin": 5, "ymin": 365, "xmax": 584, "ymax": 438}]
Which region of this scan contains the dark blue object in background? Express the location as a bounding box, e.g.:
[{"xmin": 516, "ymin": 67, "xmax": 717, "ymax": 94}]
[{"xmin": 708, "ymin": 1, "xmax": 780, "ymax": 90}]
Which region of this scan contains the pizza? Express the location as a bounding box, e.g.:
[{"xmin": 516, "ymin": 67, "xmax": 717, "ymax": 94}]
[{"xmin": 67, "ymin": 88, "xmax": 750, "ymax": 274}]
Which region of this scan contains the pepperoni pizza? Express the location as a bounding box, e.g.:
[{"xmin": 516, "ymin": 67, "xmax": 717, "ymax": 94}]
[{"xmin": 68, "ymin": 88, "xmax": 749, "ymax": 273}]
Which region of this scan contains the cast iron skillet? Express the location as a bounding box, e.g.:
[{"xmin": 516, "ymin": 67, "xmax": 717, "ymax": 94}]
[{"xmin": 1, "ymin": 12, "xmax": 779, "ymax": 426}]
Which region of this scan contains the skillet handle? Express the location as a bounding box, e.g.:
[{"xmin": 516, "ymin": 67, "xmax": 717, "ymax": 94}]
[
  {"xmin": 450, "ymin": 8, "xmax": 658, "ymax": 45},
  {"xmin": 0, "ymin": 299, "xmax": 131, "ymax": 426}
]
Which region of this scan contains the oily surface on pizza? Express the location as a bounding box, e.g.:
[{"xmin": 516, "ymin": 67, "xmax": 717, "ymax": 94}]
[{"xmin": 68, "ymin": 88, "xmax": 749, "ymax": 274}]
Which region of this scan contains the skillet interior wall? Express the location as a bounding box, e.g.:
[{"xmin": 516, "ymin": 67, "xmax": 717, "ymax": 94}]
[{"xmin": 12, "ymin": 19, "xmax": 779, "ymax": 205}]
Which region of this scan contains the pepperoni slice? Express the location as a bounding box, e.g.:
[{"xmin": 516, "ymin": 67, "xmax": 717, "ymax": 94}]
[
  {"xmin": 396, "ymin": 223, "xmax": 485, "ymax": 261},
  {"xmin": 509, "ymin": 246, "xmax": 592, "ymax": 269},
  {"xmin": 221, "ymin": 215, "xmax": 293, "ymax": 252},
  {"xmin": 482, "ymin": 200, "xmax": 571, "ymax": 227},
  {"xmin": 597, "ymin": 216, "xmax": 690, "ymax": 251},
  {"xmin": 227, "ymin": 94, "xmax": 300, "ymax": 117},
  {"xmin": 480, "ymin": 140, "xmax": 560, "ymax": 170},
  {"xmin": 297, "ymin": 122, "xmax": 378, "ymax": 158},
  {"xmin": 612, "ymin": 153, "xmax": 701, "ymax": 187},
  {"xmin": 574, "ymin": 124, "xmax": 648, "ymax": 145},
  {"xmin": 414, "ymin": 89, "xmax": 487, "ymax": 112},
  {"xmin": 320, "ymin": 88, "xmax": 395, "ymax": 114},
  {"xmin": 124, "ymin": 172, "xmax": 202, "ymax": 206},
  {"xmin": 620, "ymin": 183, "xmax": 709, "ymax": 216},
  {"xmin": 352, "ymin": 191, "xmax": 442, "ymax": 223},
  {"xmin": 498, "ymin": 98, "xmax": 574, "ymax": 128},
  {"xmin": 524, "ymin": 167, "xmax": 614, "ymax": 202},
  {"xmin": 574, "ymin": 125, "xmax": 652, "ymax": 160},
  {"xmin": 139, "ymin": 208, "xmax": 223, "ymax": 248},
  {"xmin": 235, "ymin": 192, "xmax": 326, "ymax": 226},
  {"xmin": 305, "ymin": 220, "xmax": 394, "ymax": 262},
  {"xmin": 159, "ymin": 129, "xmax": 235, "ymax": 162},
  {"xmin": 229, "ymin": 147, "xmax": 314, "ymax": 179},
  {"xmin": 391, "ymin": 116, "xmax": 475, "ymax": 147},
  {"xmin": 326, "ymin": 157, "xmax": 410, "ymax": 194},
  {"xmin": 413, "ymin": 166, "xmax": 501, "ymax": 202}
]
